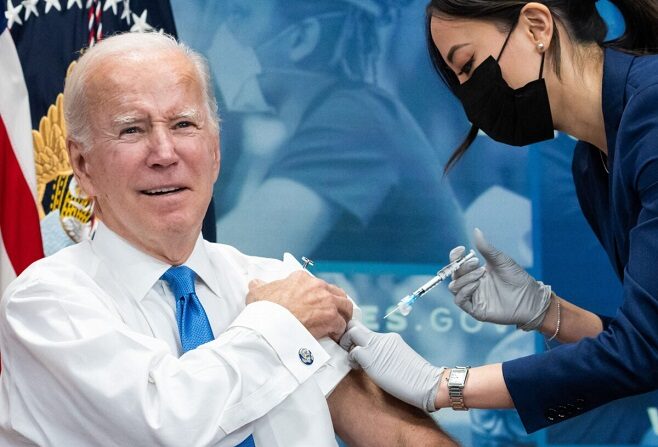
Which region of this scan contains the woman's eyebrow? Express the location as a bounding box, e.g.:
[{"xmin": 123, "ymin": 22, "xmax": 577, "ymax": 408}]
[{"xmin": 447, "ymin": 43, "xmax": 469, "ymax": 63}]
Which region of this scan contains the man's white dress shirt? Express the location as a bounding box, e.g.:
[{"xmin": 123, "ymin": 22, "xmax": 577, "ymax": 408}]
[{"xmin": 0, "ymin": 224, "xmax": 354, "ymax": 446}]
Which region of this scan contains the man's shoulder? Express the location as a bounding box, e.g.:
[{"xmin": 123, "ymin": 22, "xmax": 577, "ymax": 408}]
[
  {"xmin": 2, "ymin": 241, "xmax": 97, "ymax": 302},
  {"xmin": 203, "ymin": 242, "xmax": 298, "ymax": 282},
  {"xmin": 204, "ymin": 241, "xmax": 281, "ymax": 265},
  {"xmin": 17, "ymin": 240, "xmax": 92, "ymax": 277}
]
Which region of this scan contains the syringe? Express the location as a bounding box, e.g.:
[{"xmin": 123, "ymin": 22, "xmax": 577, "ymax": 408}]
[{"xmin": 384, "ymin": 250, "xmax": 476, "ymax": 319}]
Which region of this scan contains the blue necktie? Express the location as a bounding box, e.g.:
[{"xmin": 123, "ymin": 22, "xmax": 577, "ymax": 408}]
[
  {"xmin": 161, "ymin": 265, "xmax": 214, "ymax": 352},
  {"xmin": 161, "ymin": 266, "xmax": 256, "ymax": 447}
]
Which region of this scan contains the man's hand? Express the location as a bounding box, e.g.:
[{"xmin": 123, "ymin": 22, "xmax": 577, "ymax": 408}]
[
  {"xmin": 448, "ymin": 228, "xmax": 552, "ymax": 330},
  {"xmin": 340, "ymin": 320, "xmax": 443, "ymax": 412},
  {"xmin": 247, "ymin": 271, "xmax": 353, "ymax": 341}
]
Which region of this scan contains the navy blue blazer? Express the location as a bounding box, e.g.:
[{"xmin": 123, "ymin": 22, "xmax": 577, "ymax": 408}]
[{"xmin": 502, "ymin": 48, "xmax": 658, "ymax": 433}]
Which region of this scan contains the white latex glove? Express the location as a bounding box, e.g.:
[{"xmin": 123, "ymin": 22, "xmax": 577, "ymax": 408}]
[
  {"xmin": 448, "ymin": 228, "xmax": 552, "ymax": 330},
  {"xmin": 339, "ymin": 320, "xmax": 444, "ymax": 412}
]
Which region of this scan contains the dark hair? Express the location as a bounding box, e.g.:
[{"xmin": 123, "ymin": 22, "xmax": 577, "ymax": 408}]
[{"xmin": 425, "ymin": 0, "xmax": 658, "ymax": 172}]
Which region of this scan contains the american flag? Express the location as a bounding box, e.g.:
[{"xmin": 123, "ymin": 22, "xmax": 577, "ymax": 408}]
[{"xmin": 0, "ymin": 0, "xmax": 183, "ymax": 294}]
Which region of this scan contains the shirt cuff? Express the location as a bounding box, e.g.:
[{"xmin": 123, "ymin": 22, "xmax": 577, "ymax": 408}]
[
  {"xmin": 313, "ymin": 337, "xmax": 352, "ymax": 396},
  {"xmin": 313, "ymin": 308, "xmax": 362, "ymax": 397},
  {"xmin": 229, "ymin": 301, "xmax": 330, "ymax": 383}
]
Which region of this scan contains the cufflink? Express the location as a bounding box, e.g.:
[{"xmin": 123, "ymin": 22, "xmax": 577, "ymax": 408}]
[{"xmin": 298, "ymin": 348, "xmax": 314, "ymax": 365}]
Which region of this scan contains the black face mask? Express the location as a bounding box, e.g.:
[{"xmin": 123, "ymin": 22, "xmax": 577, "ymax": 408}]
[{"xmin": 455, "ymin": 24, "xmax": 554, "ymax": 146}]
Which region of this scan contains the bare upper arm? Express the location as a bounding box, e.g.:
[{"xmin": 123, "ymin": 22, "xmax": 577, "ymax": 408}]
[{"xmin": 328, "ymin": 369, "xmax": 458, "ymax": 447}]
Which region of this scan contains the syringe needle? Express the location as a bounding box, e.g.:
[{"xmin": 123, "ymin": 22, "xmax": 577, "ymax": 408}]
[{"xmin": 383, "ymin": 307, "xmax": 400, "ymax": 319}]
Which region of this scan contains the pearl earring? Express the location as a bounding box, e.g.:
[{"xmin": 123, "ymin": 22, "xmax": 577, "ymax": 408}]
[{"xmin": 537, "ymin": 42, "xmax": 545, "ymax": 51}]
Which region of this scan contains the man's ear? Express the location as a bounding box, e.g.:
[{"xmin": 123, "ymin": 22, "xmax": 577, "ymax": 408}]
[
  {"xmin": 288, "ymin": 17, "xmax": 321, "ymax": 63},
  {"xmin": 66, "ymin": 138, "xmax": 96, "ymax": 198},
  {"xmin": 520, "ymin": 2, "xmax": 554, "ymax": 52},
  {"xmin": 212, "ymin": 136, "xmax": 221, "ymax": 182}
]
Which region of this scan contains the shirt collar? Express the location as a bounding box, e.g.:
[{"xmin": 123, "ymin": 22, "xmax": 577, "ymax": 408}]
[
  {"xmin": 90, "ymin": 223, "xmax": 222, "ymax": 302},
  {"xmin": 602, "ymin": 47, "xmax": 635, "ymax": 163}
]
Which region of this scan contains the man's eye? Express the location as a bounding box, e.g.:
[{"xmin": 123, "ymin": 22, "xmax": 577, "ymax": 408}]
[
  {"xmin": 458, "ymin": 58, "xmax": 474, "ymax": 76},
  {"xmin": 120, "ymin": 126, "xmax": 141, "ymax": 135},
  {"xmin": 174, "ymin": 121, "xmax": 195, "ymax": 129}
]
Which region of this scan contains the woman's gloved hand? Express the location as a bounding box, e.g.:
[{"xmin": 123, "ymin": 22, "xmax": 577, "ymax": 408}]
[
  {"xmin": 448, "ymin": 228, "xmax": 552, "ymax": 330},
  {"xmin": 339, "ymin": 320, "xmax": 444, "ymax": 412}
]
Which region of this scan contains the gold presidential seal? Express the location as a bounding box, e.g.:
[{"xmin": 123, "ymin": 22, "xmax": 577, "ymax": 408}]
[{"xmin": 33, "ymin": 63, "xmax": 93, "ymax": 255}]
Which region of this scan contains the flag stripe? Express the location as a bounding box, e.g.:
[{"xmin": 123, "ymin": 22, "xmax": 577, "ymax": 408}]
[
  {"xmin": 0, "ymin": 29, "xmax": 38, "ymax": 195},
  {"xmin": 0, "ymin": 228, "xmax": 17, "ymax": 290},
  {"xmin": 0, "ymin": 26, "xmax": 43, "ymax": 288},
  {"xmin": 0, "ymin": 117, "xmax": 44, "ymax": 275}
]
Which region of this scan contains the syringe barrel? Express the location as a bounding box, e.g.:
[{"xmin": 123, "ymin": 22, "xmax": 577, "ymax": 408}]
[
  {"xmin": 413, "ymin": 277, "xmax": 441, "ymax": 296},
  {"xmin": 417, "ymin": 250, "xmax": 476, "ymax": 294},
  {"xmin": 437, "ymin": 251, "xmax": 475, "ymax": 278}
]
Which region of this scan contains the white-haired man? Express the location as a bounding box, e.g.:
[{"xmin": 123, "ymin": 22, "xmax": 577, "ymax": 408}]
[{"xmin": 0, "ymin": 32, "xmax": 454, "ymax": 446}]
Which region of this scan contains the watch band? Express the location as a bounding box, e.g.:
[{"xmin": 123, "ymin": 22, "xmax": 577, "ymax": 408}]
[{"xmin": 447, "ymin": 366, "xmax": 470, "ymax": 411}]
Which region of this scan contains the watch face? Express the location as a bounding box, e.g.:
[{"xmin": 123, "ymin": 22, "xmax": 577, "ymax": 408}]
[{"xmin": 449, "ymin": 370, "xmax": 467, "ymax": 385}]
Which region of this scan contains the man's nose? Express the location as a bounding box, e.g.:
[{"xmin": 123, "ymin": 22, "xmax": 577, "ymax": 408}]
[{"xmin": 146, "ymin": 126, "xmax": 178, "ymax": 167}]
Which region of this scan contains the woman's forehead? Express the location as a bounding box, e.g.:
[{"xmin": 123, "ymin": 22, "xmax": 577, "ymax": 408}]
[
  {"xmin": 430, "ymin": 16, "xmax": 504, "ymax": 54},
  {"xmin": 430, "ymin": 15, "xmax": 501, "ymax": 38}
]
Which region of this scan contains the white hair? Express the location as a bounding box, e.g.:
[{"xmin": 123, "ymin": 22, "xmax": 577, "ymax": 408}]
[{"xmin": 63, "ymin": 32, "xmax": 220, "ymax": 149}]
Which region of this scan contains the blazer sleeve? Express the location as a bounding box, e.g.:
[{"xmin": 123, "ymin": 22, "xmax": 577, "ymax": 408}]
[{"xmin": 503, "ymin": 82, "xmax": 658, "ymax": 433}]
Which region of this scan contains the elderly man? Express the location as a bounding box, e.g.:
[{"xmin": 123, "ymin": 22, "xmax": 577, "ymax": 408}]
[{"xmin": 0, "ymin": 32, "xmax": 454, "ymax": 446}]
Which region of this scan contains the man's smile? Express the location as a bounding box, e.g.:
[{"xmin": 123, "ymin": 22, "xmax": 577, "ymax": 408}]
[{"xmin": 141, "ymin": 186, "xmax": 187, "ymax": 196}]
